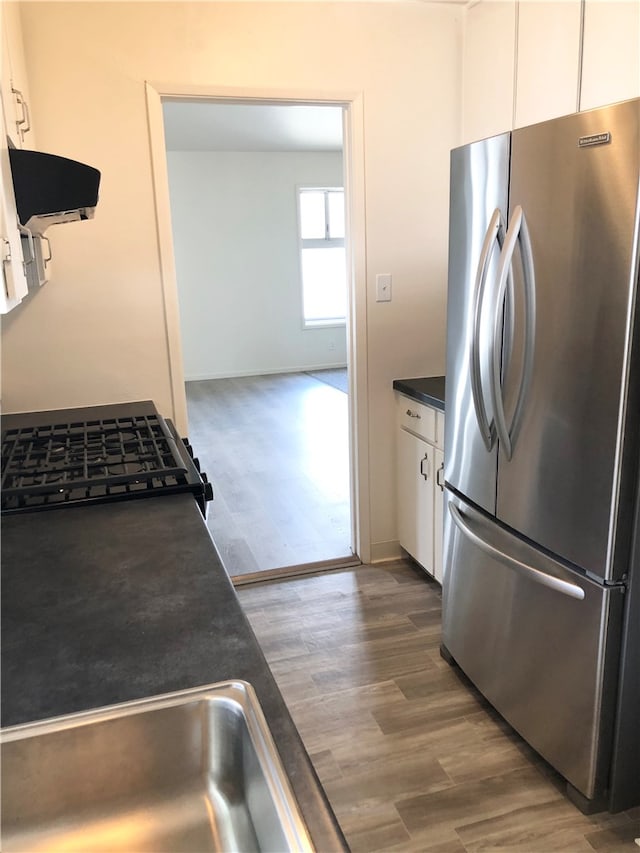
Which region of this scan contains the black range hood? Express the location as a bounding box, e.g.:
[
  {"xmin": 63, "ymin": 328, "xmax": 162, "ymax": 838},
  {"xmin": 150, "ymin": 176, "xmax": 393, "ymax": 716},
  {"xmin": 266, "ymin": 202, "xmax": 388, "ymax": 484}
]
[{"xmin": 9, "ymin": 148, "xmax": 101, "ymax": 235}]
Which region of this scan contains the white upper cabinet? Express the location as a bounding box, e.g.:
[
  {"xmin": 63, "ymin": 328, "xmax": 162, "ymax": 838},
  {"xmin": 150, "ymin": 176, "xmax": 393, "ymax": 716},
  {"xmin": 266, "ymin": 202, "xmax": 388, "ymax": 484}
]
[
  {"xmin": 580, "ymin": 0, "xmax": 640, "ymax": 111},
  {"xmin": 0, "ymin": 4, "xmax": 32, "ymax": 311},
  {"xmin": 462, "ymin": 1, "xmax": 637, "ymax": 146},
  {"xmin": 514, "ymin": 1, "xmax": 582, "ymax": 128},
  {"xmin": 461, "ymin": 0, "xmax": 516, "ymax": 145},
  {"xmin": 1, "ymin": 2, "xmax": 34, "ymax": 149},
  {"xmin": 1, "ymin": 92, "xmax": 29, "ymax": 313}
]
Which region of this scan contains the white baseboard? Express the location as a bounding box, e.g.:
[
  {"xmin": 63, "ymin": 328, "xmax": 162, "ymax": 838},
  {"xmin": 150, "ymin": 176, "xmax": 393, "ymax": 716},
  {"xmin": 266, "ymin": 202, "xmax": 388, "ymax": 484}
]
[
  {"xmin": 185, "ymin": 363, "xmax": 348, "ymax": 382},
  {"xmin": 369, "ymin": 539, "xmax": 403, "ymax": 564}
]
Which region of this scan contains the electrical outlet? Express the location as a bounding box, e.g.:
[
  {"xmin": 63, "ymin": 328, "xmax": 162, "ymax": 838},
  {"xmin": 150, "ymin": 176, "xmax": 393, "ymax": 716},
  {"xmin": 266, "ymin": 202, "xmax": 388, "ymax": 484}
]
[{"xmin": 376, "ymin": 273, "xmax": 392, "ymax": 302}]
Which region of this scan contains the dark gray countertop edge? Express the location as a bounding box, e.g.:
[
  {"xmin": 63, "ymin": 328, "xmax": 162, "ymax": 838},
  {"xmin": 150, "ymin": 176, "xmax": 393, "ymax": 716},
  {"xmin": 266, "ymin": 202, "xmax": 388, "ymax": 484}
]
[
  {"xmin": 393, "ymin": 376, "xmax": 446, "ymax": 411},
  {"xmin": 1, "ymin": 495, "xmax": 347, "ymax": 852}
]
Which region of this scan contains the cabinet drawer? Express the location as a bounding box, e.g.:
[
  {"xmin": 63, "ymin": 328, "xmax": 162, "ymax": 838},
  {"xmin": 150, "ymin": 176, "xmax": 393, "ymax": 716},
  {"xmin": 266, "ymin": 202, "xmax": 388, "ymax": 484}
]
[{"xmin": 396, "ymin": 394, "xmax": 436, "ymax": 442}]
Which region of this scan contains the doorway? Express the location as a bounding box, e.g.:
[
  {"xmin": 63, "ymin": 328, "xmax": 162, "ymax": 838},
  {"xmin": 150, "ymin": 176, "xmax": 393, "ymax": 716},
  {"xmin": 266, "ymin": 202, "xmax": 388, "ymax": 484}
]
[{"xmin": 157, "ymin": 96, "xmax": 362, "ymax": 581}]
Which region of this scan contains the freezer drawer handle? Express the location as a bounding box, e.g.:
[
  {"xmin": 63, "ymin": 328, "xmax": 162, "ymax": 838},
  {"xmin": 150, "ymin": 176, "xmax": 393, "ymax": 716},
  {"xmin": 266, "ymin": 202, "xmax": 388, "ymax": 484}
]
[
  {"xmin": 448, "ymin": 502, "xmax": 585, "ymax": 601},
  {"xmin": 491, "ymin": 205, "xmax": 536, "ymax": 460},
  {"xmin": 470, "ymin": 208, "xmax": 504, "ymax": 451}
]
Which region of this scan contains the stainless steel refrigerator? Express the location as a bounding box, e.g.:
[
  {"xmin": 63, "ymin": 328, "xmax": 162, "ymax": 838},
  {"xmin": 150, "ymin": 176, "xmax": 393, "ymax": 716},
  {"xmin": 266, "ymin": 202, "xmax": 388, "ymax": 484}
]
[{"xmin": 441, "ymin": 97, "xmax": 640, "ymax": 814}]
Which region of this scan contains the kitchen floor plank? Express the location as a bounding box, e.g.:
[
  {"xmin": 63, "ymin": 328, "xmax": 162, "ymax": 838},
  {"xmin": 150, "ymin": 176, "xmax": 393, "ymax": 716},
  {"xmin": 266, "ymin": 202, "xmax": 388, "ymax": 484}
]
[
  {"xmin": 237, "ymin": 560, "xmax": 639, "ymax": 852},
  {"xmin": 456, "ymin": 799, "xmax": 634, "ymax": 852}
]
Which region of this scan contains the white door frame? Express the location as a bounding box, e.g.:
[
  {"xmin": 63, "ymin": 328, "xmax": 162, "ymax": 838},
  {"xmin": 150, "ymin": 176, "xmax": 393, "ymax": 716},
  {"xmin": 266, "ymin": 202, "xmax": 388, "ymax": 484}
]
[{"xmin": 145, "ymin": 81, "xmax": 371, "ymax": 564}]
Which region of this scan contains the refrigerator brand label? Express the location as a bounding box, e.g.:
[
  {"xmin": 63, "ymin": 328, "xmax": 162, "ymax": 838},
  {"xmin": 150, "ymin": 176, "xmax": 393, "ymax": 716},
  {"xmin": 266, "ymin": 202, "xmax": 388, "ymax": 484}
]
[{"xmin": 578, "ymin": 132, "xmax": 611, "ymax": 148}]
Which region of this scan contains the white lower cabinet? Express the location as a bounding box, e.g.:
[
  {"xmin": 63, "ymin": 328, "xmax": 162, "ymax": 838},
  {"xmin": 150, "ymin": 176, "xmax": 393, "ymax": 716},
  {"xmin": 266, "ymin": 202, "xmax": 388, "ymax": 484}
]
[
  {"xmin": 396, "ymin": 393, "xmax": 445, "ymax": 582},
  {"xmin": 397, "ymin": 427, "xmax": 435, "ymax": 575}
]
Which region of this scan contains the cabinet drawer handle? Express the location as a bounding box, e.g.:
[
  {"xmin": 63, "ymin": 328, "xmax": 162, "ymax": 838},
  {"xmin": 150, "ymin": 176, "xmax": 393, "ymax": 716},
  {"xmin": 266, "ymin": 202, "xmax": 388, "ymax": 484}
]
[
  {"xmin": 437, "ymin": 462, "xmax": 444, "ymax": 491},
  {"xmin": 420, "ymin": 453, "xmax": 429, "ymax": 480},
  {"xmin": 406, "ymin": 409, "xmax": 421, "ymax": 419}
]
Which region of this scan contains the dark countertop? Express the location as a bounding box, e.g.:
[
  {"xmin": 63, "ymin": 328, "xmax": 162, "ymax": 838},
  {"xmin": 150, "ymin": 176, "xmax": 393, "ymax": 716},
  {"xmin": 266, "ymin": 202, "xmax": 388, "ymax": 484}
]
[
  {"xmin": 393, "ymin": 375, "xmax": 446, "ymax": 411},
  {"xmin": 1, "ymin": 495, "xmax": 346, "ymax": 852}
]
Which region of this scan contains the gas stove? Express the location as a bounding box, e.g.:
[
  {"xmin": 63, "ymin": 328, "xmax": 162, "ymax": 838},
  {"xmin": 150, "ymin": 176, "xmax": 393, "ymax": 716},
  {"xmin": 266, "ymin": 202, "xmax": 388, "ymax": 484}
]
[{"xmin": 1, "ymin": 401, "xmax": 213, "ymax": 516}]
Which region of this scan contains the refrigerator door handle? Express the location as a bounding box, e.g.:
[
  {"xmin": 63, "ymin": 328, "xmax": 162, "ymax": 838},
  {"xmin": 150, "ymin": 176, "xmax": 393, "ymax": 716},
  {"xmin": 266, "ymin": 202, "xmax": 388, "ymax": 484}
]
[
  {"xmin": 448, "ymin": 502, "xmax": 585, "ymax": 600},
  {"xmin": 470, "ymin": 208, "xmax": 503, "ymax": 451},
  {"xmin": 490, "ymin": 205, "xmax": 536, "ymax": 460},
  {"xmin": 509, "ymin": 208, "xmax": 536, "ymax": 451}
]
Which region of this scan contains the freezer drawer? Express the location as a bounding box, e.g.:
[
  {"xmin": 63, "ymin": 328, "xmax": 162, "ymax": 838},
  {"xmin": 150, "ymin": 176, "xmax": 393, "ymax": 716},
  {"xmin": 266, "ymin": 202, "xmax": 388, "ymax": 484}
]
[{"xmin": 442, "ymin": 491, "xmax": 623, "ymax": 801}]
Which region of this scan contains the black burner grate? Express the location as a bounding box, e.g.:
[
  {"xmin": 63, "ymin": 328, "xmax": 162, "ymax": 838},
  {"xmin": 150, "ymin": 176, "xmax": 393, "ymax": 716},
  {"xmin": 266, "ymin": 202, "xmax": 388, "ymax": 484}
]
[{"xmin": 1, "ymin": 414, "xmax": 190, "ymax": 511}]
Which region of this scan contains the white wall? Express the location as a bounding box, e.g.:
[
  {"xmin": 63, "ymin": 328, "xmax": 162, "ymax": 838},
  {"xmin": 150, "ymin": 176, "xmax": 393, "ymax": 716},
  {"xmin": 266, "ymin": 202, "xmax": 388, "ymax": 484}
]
[
  {"xmin": 166, "ymin": 149, "xmax": 347, "ymax": 380},
  {"xmin": 1, "ymin": 1, "xmax": 461, "ymax": 561}
]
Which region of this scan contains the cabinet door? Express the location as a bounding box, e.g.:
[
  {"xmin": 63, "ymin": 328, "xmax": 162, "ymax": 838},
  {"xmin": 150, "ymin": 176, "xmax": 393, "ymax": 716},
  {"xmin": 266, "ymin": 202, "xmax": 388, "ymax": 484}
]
[
  {"xmin": 434, "ymin": 448, "xmax": 444, "ymax": 584},
  {"xmin": 397, "ymin": 428, "xmax": 435, "ymax": 576},
  {"xmin": 0, "ymin": 93, "xmax": 28, "ymax": 312},
  {"xmin": 514, "ymin": 1, "xmax": 582, "ymax": 129},
  {"xmin": 0, "ymin": 2, "xmax": 33, "ymax": 149},
  {"xmin": 580, "ymin": 1, "xmax": 640, "ymax": 111},
  {"xmin": 461, "ymin": 0, "xmax": 516, "ymax": 144}
]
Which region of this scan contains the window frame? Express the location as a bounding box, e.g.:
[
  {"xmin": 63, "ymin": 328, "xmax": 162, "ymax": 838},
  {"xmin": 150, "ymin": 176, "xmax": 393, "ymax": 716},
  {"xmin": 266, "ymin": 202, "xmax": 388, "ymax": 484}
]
[{"xmin": 296, "ymin": 185, "xmax": 347, "ymax": 329}]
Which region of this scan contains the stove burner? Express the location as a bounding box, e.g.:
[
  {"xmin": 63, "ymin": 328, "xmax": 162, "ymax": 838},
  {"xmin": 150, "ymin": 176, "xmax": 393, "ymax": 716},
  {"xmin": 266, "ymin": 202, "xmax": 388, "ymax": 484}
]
[{"xmin": 0, "ymin": 410, "xmax": 213, "ymax": 514}]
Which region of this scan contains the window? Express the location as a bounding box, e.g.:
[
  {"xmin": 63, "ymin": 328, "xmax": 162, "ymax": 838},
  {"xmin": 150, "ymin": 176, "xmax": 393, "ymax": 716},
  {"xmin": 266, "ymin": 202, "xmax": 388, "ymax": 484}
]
[{"xmin": 298, "ymin": 188, "xmax": 346, "ymax": 328}]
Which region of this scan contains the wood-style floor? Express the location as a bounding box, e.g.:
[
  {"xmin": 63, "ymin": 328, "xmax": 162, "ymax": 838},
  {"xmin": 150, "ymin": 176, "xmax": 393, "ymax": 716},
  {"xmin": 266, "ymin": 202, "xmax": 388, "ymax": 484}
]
[
  {"xmin": 185, "ymin": 372, "xmax": 353, "ymax": 577},
  {"xmin": 237, "ymin": 560, "xmax": 640, "ymax": 852}
]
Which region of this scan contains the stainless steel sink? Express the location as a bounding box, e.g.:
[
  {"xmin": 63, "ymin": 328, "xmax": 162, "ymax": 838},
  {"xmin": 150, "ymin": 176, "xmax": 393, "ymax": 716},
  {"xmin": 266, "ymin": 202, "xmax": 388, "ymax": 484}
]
[{"xmin": 1, "ymin": 681, "xmax": 313, "ymax": 852}]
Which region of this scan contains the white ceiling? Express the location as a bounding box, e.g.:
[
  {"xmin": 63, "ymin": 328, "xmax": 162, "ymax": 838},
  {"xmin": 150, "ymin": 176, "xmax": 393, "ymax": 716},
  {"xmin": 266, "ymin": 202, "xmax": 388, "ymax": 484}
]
[{"xmin": 162, "ymin": 101, "xmax": 344, "ymax": 152}]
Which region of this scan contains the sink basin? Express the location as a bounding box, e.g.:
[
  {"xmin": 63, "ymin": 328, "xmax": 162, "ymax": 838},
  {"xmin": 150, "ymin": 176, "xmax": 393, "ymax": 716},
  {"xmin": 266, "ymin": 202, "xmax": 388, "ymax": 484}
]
[{"xmin": 1, "ymin": 681, "xmax": 313, "ymax": 852}]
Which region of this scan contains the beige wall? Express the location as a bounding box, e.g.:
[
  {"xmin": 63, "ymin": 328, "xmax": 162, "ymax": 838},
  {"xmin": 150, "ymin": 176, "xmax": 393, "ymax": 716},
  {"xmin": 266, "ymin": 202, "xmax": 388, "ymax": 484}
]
[{"xmin": 1, "ymin": 1, "xmax": 461, "ymax": 559}]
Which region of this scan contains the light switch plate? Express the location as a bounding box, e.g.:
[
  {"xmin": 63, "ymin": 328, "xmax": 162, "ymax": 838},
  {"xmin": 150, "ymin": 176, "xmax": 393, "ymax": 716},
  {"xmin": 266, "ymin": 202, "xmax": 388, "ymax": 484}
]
[{"xmin": 376, "ymin": 273, "xmax": 392, "ymax": 302}]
